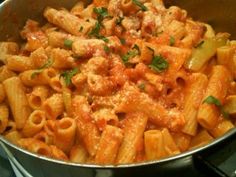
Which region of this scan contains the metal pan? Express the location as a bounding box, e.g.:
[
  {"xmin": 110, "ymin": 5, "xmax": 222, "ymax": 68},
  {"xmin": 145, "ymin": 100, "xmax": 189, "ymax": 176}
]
[{"xmin": 0, "ymin": 0, "xmax": 235, "ymax": 176}]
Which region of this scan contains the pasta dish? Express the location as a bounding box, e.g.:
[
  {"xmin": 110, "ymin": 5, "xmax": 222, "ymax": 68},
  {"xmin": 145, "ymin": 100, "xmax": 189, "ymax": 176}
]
[{"xmin": 0, "ymin": 0, "xmax": 235, "ymax": 165}]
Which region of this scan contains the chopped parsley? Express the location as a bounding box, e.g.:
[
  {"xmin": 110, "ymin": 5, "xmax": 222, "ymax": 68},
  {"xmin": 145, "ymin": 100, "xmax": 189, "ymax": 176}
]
[
  {"xmin": 79, "ymin": 26, "xmax": 84, "ymax": 32},
  {"xmin": 31, "ymin": 59, "xmax": 54, "ymax": 79},
  {"xmin": 203, "ymin": 96, "xmax": 229, "ymax": 119},
  {"xmin": 122, "ymin": 44, "xmax": 140, "ymax": 63},
  {"xmin": 149, "ymin": 55, "xmax": 169, "ymax": 73},
  {"xmin": 104, "ymin": 45, "xmax": 110, "ymax": 53},
  {"xmin": 93, "ymin": 7, "xmax": 110, "ymax": 22},
  {"xmin": 120, "ymin": 38, "xmax": 126, "ymax": 45},
  {"xmin": 169, "ymin": 36, "xmax": 175, "ymax": 46},
  {"xmin": 116, "ymin": 16, "xmax": 124, "ymax": 25},
  {"xmin": 138, "ymin": 83, "xmax": 145, "ymax": 91},
  {"xmin": 132, "ymin": 0, "xmax": 148, "ymax": 11},
  {"xmin": 60, "ymin": 68, "xmax": 79, "ymax": 86},
  {"xmin": 88, "ymin": 21, "xmax": 109, "ymax": 42},
  {"xmin": 64, "ymin": 39, "xmax": 73, "ymax": 48}
]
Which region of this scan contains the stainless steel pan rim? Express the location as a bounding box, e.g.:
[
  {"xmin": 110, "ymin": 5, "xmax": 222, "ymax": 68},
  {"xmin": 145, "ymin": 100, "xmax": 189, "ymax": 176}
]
[
  {"xmin": 0, "ymin": 0, "xmax": 236, "ymax": 170},
  {"xmin": 0, "ymin": 128, "xmax": 236, "ymax": 168}
]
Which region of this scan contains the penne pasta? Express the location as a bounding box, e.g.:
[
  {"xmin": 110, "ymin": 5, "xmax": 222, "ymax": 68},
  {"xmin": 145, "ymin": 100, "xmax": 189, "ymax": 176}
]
[
  {"xmin": 0, "ymin": 104, "xmax": 9, "ymax": 133},
  {"xmin": 3, "ymin": 77, "xmax": 32, "ymax": 129}
]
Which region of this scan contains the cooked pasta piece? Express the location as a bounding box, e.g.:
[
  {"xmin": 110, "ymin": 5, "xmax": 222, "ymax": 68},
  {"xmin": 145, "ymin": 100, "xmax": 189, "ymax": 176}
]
[
  {"xmin": 182, "ymin": 73, "xmax": 208, "ymax": 136},
  {"xmin": 4, "ymin": 131, "xmax": 23, "ymax": 144},
  {"xmin": 50, "ymin": 145, "xmax": 68, "ymax": 161},
  {"xmin": 116, "ymin": 112, "xmax": 148, "ymax": 164},
  {"xmin": 0, "ymin": 66, "xmax": 16, "ymax": 82},
  {"xmin": 197, "ymin": 65, "xmax": 231, "ymax": 130},
  {"xmin": 22, "ymin": 110, "xmax": 46, "ymax": 137},
  {"xmin": 70, "ymin": 144, "xmax": 88, "ymax": 163},
  {"xmin": 0, "ymin": 42, "xmax": 19, "ymax": 63},
  {"xmin": 0, "ymin": 104, "xmax": 9, "ymax": 133},
  {"xmin": 34, "ymin": 131, "xmax": 53, "ymax": 145},
  {"xmin": 95, "ymin": 125, "xmax": 123, "ymax": 164},
  {"xmin": 209, "ymin": 119, "xmax": 234, "ymax": 138},
  {"xmin": 6, "ymin": 55, "xmax": 35, "ymax": 72},
  {"xmin": 54, "ymin": 117, "xmax": 77, "ymax": 153},
  {"xmin": 190, "ymin": 130, "xmax": 213, "ymax": 149},
  {"xmin": 3, "ymin": 77, "xmax": 32, "ymax": 129},
  {"xmin": 43, "ymin": 94, "xmax": 64, "ymax": 120},
  {"xmin": 0, "ymin": 84, "xmax": 6, "ymax": 103}
]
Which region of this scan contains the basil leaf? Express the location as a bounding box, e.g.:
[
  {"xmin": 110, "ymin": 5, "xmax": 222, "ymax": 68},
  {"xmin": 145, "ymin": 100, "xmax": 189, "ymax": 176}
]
[
  {"xmin": 203, "ymin": 96, "xmax": 222, "ymax": 107},
  {"xmin": 132, "ymin": 0, "xmax": 148, "ymax": 11},
  {"xmin": 170, "ymin": 36, "xmax": 175, "ymax": 46},
  {"xmin": 149, "ymin": 55, "xmax": 169, "ymax": 73},
  {"xmin": 64, "ymin": 39, "xmax": 73, "ymax": 48},
  {"xmin": 61, "ymin": 68, "xmax": 79, "ymax": 86}
]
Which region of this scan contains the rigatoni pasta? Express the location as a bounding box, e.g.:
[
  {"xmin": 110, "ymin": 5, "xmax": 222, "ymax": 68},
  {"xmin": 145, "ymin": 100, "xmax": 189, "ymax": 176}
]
[{"xmin": 0, "ymin": 0, "xmax": 235, "ymax": 165}]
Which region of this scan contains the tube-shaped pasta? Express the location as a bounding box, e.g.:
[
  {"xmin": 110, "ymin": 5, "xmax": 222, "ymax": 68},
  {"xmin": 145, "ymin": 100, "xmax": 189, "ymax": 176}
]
[
  {"xmin": 0, "ymin": 104, "xmax": 9, "ymax": 133},
  {"xmin": 115, "ymin": 83, "xmax": 185, "ymax": 131},
  {"xmin": 54, "ymin": 117, "xmax": 77, "ymax": 153},
  {"xmin": 43, "ymin": 94, "xmax": 64, "ymax": 120},
  {"xmin": 197, "ymin": 65, "xmax": 231, "ymax": 130},
  {"xmin": 209, "ymin": 119, "xmax": 234, "ymax": 138},
  {"xmin": 0, "ymin": 84, "xmax": 6, "ymax": 103},
  {"xmin": 69, "ymin": 145, "xmax": 88, "ymax": 163},
  {"xmin": 50, "ymin": 145, "xmax": 68, "ymax": 161},
  {"xmin": 4, "ymin": 131, "xmax": 23, "ymax": 144},
  {"xmin": 166, "ymin": 20, "xmax": 186, "ymax": 40},
  {"xmin": 22, "ymin": 110, "xmax": 46, "ymax": 137},
  {"xmin": 184, "ymin": 34, "xmax": 229, "ymax": 71},
  {"xmin": 6, "ymin": 55, "xmax": 35, "ymax": 72},
  {"xmin": 44, "ymin": 7, "xmax": 92, "ymax": 36},
  {"xmin": 72, "ymin": 39, "xmax": 105, "ymax": 58},
  {"xmin": 223, "ymin": 95, "xmax": 236, "ymax": 115},
  {"xmin": 44, "ymin": 120, "xmax": 56, "ymax": 137},
  {"xmin": 73, "ymin": 96, "xmax": 100, "ymax": 156},
  {"xmin": 116, "ymin": 112, "xmax": 148, "ymax": 164},
  {"xmin": 95, "ymin": 125, "xmax": 123, "ymax": 164},
  {"xmin": 62, "ymin": 88, "xmax": 72, "ymax": 116},
  {"xmin": 50, "ymin": 48, "xmax": 76, "ymax": 69},
  {"xmin": 182, "ymin": 73, "xmax": 208, "ymax": 136},
  {"xmin": 0, "ymin": 42, "xmax": 19, "ymax": 64},
  {"xmin": 28, "ymin": 86, "xmax": 50, "ymax": 110},
  {"xmin": 18, "ymin": 138, "xmax": 52, "ymax": 157},
  {"xmin": 190, "ymin": 130, "xmax": 213, "ymax": 149},
  {"xmin": 30, "ymin": 47, "xmax": 48, "ymax": 69},
  {"xmin": 3, "ymin": 77, "xmax": 32, "ymax": 129},
  {"xmin": 20, "ymin": 68, "xmax": 57, "ymax": 86},
  {"xmin": 171, "ymin": 132, "xmax": 191, "ymax": 152},
  {"xmin": 49, "ymin": 75, "xmax": 63, "ymax": 92},
  {"xmin": 92, "ymin": 108, "xmax": 119, "ymax": 131},
  {"xmin": 70, "ymin": 1, "xmax": 84, "ymax": 16},
  {"xmin": 0, "ymin": 66, "xmax": 16, "ymax": 82},
  {"xmin": 48, "ymin": 31, "xmax": 78, "ymax": 48},
  {"xmin": 217, "ymin": 46, "xmax": 236, "ymax": 78},
  {"xmin": 161, "ymin": 128, "xmax": 180, "ymax": 156},
  {"xmin": 144, "ymin": 130, "xmax": 166, "ymax": 161},
  {"xmin": 34, "ymin": 131, "xmax": 53, "ymax": 145}
]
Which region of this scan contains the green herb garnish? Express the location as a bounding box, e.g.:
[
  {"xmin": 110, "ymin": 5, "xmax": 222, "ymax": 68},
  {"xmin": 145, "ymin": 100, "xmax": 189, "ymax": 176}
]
[
  {"xmin": 120, "ymin": 38, "xmax": 126, "ymax": 45},
  {"xmin": 132, "ymin": 0, "xmax": 148, "ymax": 11},
  {"xmin": 203, "ymin": 95, "xmax": 229, "ymax": 119},
  {"xmin": 93, "ymin": 7, "xmax": 110, "ymax": 22},
  {"xmin": 89, "ymin": 21, "xmax": 109, "ymax": 42},
  {"xmin": 64, "ymin": 39, "xmax": 73, "ymax": 48},
  {"xmin": 116, "ymin": 16, "xmax": 124, "ymax": 25},
  {"xmin": 104, "ymin": 45, "xmax": 110, "ymax": 53},
  {"xmin": 60, "ymin": 68, "xmax": 79, "ymax": 86},
  {"xmin": 122, "ymin": 44, "xmax": 140, "ymax": 64},
  {"xmin": 138, "ymin": 83, "xmax": 145, "ymax": 91},
  {"xmin": 79, "ymin": 26, "xmax": 84, "ymax": 32},
  {"xmin": 170, "ymin": 36, "xmax": 175, "ymax": 46},
  {"xmin": 149, "ymin": 55, "xmax": 169, "ymax": 73},
  {"xmin": 31, "ymin": 59, "xmax": 54, "ymax": 79}
]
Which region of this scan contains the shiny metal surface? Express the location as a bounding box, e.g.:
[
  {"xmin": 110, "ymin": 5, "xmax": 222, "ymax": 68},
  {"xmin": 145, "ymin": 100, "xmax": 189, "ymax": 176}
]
[{"xmin": 0, "ymin": 0, "xmax": 236, "ymax": 176}]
